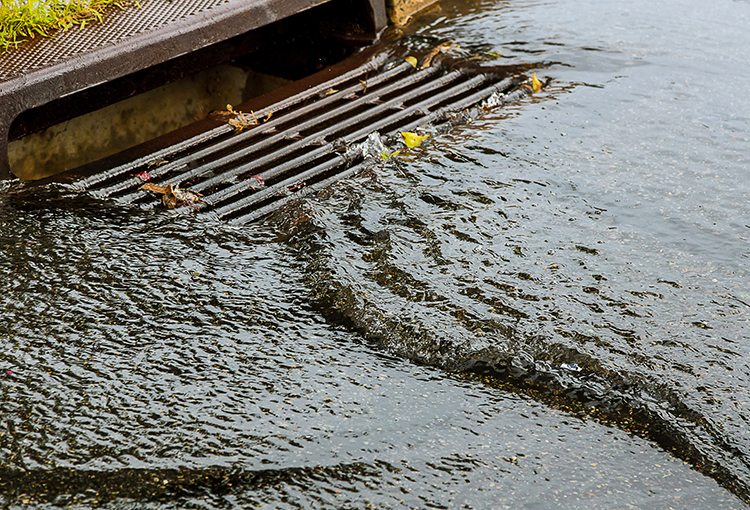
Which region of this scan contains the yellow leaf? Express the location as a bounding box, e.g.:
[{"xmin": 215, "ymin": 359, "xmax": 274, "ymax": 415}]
[
  {"xmin": 380, "ymin": 150, "xmax": 401, "ymax": 161},
  {"xmin": 405, "ymin": 56, "xmax": 418, "ymax": 68},
  {"xmin": 532, "ymin": 72, "xmax": 542, "ymax": 93},
  {"xmin": 400, "ymin": 131, "xmax": 430, "ymax": 148}
]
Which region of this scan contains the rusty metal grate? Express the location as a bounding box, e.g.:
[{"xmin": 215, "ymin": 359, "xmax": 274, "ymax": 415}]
[{"xmin": 71, "ymin": 50, "xmax": 531, "ymax": 224}]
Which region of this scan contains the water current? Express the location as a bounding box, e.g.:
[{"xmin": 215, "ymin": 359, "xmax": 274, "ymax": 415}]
[{"xmin": 2, "ymin": 0, "xmax": 750, "ymax": 507}]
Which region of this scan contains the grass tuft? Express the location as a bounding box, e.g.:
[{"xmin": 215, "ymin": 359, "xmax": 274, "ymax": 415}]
[{"xmin": 0, "ymin": 0, "xmax": 138, "ymax": 51}]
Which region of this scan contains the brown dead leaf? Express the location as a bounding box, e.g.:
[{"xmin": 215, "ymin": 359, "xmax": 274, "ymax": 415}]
[
  {"xmin": 139, "ymin": 182, "xmax": 168, "ymax": 194},
  {"xmin": 139, "ymin": 183, "xmax": 204, "ymax": 209},
  {"xmin": 421, "ymin": 41, "xmax": 459, "ymax": 69}
]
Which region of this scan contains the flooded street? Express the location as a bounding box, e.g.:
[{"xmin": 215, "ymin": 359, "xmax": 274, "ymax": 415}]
[{"xmin": 2, "ymin": 0, "xmax": 750, "ymax": 507}]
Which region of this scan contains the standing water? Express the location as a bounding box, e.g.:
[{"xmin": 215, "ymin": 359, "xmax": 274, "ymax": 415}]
[{"xmin": 2, "ymin": 0, "xmax": 750, "ymax": 508}]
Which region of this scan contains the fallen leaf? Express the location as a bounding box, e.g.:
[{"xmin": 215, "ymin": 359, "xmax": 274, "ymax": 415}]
[
  {"xmin": 222, "ymin": 104, "xmax": 258, "ymax": 132},
  {"xmin": 139, "ymin": 183, "xmax": 204, "ymax": 209},
  {"xmin": 139, "ymin": 182, "xmax": 168, "ymax": 194},
  {"xmin": 380, "ymin": 150, "xmax": 401, "ymax": 161},
  {"xmin": 421, "ymin": 41, "xmax": 459, "ymax": 69},
  {"xmin": 400, "ymin": 131, "xmax": 430, "ymax": 148},
  {"xmin": 532, "ymin": 72, "xmax": 543, "ymax": 93},
  {"xmin": 324, "ymin": 88, "xmax": 339, "ymax": 97},
  {"xmin": 164, "ymin": 184, "xmax": 205, "ymax": 209},
  {"xmin": 405, "ymin": 56, "xmax": 418, "ymax": 68}
]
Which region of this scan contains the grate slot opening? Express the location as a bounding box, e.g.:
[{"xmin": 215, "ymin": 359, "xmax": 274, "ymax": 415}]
[{"xmin": 214, "ymin": 155, "xmax": 356, "ymax": 221}]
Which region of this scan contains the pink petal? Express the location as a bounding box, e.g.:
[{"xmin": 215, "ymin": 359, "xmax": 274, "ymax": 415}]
[
  {"xmin": 250, "ymin": 175, "xmax": 265, "ymax": 186},
  {"xmin": 135, "ymin": 171, "xmax": 152, "ymax": 182}
]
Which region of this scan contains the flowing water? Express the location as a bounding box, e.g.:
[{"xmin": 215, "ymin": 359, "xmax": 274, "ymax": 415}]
[{"xmin": 2, "ymin": 0, "xmax": 750, "ymax": 507}]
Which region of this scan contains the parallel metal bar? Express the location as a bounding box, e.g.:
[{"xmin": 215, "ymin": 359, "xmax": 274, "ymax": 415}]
[
  {"xmin": 398, "ymin": 76, "xmax": 520, "ymax": 133},
  {"xmin": 188, "ymin": 65, "xmax": 446, "ymax": 191},
  {"xmin": 203, "ymin": 148, "xmax": 340, "ymax": 208},
  {"xmin": 228, "ymin": 161, "xmax": 367, "ymax": 225},
  {"xmin": 82, "ymin": 53, "xmax": 527, "ymax": 225},
  {"xmin": 89, "ymin": 52, "xmax": 395, "ymax": 195},
  {"xmin": 203, "ymin": 73, "xmax": 496, "ymax": 216},
  {"xmin": 211, "ymin": 152, "xmax": 353, "ymax": 219},
  {"xmin": 185, "ymin": 66, "xmax": 456, "ymax": 194},
  {"xmin": 78, "ymin": 128, "xmax": 226, "ymax": 191},
  {"xmin": 116, "ymin": 64, "xmax": 444, "ymax": 204}
]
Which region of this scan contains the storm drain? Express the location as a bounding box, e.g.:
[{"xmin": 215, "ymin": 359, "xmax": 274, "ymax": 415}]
[{"xmin": 71, "ymin": 48, "xmax": 533, "ymax": 224}]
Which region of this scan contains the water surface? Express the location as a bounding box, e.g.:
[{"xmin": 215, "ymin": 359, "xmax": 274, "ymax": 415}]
[{"xmin": 2, "ymin": 0, "xmax": 750, "ymax": 507}]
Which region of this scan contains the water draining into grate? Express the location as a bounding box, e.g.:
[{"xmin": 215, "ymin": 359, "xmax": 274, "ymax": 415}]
[{"xmin": 71, "ymin": 49, "xmax": 533, "ymax": 224}]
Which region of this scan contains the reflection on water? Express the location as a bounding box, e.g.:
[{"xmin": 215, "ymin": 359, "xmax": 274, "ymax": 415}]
[
  {"xmin": 3, "ymin": 0, "xmax": 750, "ymax": 506},
  {"xmin": 0, "ymin": 193, "xmax": 742, "ymax": 508}
]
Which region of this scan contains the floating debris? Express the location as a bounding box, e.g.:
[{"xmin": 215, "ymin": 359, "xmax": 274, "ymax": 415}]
[
  {"xmin": 134, "ymin": 170, "xmax": 151, "ymax": 182},
  {"xmin": 421, "ymin": 41, "xmax": 459, "ymax": 69},
  {"xmin": 226, "ymin": 105, "xmax": 259, "ymax": 133},
  {"xmin": 400, "ymin": 131, "xmax": 430, "ymax": 148},
  {"xmin": 197, "ymin": 104, "xmax": 260, "ymax": 132},
  {"xmin": 147, "ymin": 159, "xmax": 168, "ymax": 168},
  {"xmin": 521, "ymin": 72, "xmax": 544, "ymax": 94},
  {"xmin": 139, "ymin": 182, "xmax": 205, "ymax": 209},
  {"xmin": 560, "ymin": 363, "xmax": 582, "ymax": 372},
  {"xmin": 532, "ymin": 72, "xmax": 543, "ymax": 93}
]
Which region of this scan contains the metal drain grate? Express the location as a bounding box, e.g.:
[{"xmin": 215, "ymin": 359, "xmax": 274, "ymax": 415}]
[{"xmin": 71, "ymin": 49, "xmax": 531, "ymax": 224}]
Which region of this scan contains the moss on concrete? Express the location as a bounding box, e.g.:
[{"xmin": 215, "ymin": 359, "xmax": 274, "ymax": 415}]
[{"xmin": 0, "ymin": 0, "xmax": 136, "ymax": 51}]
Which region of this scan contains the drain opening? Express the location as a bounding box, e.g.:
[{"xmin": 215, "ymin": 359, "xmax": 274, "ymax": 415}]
[{"xmin": 9, "ymin": 67, "xmax": 294, "ymax": 181}]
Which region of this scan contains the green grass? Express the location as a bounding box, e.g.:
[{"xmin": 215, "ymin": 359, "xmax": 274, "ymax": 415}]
[{"xmin": 0, "ymin": 0, "xmax": 136, "ymax": 51}]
